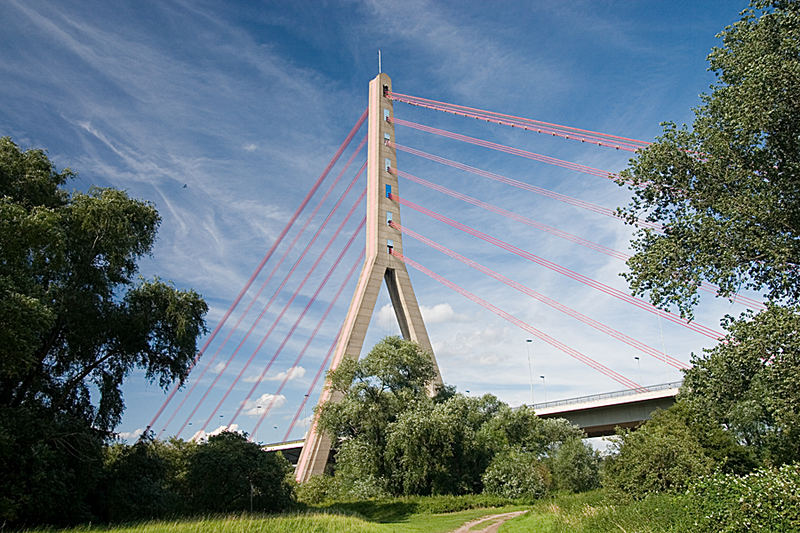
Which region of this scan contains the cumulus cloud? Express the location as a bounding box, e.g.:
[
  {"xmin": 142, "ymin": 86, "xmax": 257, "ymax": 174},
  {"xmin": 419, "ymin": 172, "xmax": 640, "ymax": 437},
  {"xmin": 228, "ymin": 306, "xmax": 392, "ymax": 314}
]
[
  {"xmin": 420, "ymin": 303, "xmax": 467, "ymax": 324},
  {"xmin": 211, "ymin": 361, "xmax": 226, "ymax": 374},
  {"xmin": 241, "ymin": 393, "xmax": 286, "ymax": 417},
  {"xmin": 242, "ymin": 143, "xmax": 258, "ymax": 152},
  {"xmin": 244, "ymin": 366, "xmax": 306, "ymax": 383},
  {"xmin": 190, "ymin": 423, "xmax": 241, "ymax": 442}
]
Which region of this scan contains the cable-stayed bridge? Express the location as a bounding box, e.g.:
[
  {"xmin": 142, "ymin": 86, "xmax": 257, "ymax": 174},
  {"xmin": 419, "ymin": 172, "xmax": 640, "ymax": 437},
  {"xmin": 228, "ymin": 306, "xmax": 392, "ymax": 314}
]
[{"xmin": 143, "ymin": 73, "xmax": 762, "ymax": 482}]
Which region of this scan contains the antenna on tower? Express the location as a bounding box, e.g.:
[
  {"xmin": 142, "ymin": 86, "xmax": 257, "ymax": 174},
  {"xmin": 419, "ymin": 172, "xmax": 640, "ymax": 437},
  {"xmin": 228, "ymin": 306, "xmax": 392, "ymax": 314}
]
[{"xmin": 378, "ymin": 49, "xmax": 382, "ymax": 74}]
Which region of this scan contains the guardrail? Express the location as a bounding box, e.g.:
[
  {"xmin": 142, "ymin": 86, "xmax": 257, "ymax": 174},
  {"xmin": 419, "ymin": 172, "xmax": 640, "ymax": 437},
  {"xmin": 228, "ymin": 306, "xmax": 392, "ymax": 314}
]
[{"xmin": 531, "ymin": 380, "xmax": 683, "ymax": 411}]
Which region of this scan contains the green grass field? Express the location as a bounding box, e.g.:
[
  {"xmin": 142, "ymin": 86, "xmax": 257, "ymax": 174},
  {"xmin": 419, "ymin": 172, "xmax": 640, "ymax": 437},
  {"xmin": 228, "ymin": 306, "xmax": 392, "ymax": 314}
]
[{"xmin": 28, "ymin": 491, "xmax": 696, "ymax": 533}]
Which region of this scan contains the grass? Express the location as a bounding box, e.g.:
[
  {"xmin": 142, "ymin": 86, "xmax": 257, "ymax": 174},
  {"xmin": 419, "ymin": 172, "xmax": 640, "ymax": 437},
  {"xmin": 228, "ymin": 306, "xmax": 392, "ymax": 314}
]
[
  {"xmin": 26, "ymin": 491, "xmax": 701, "ymax": 532},
  {"xmin": 499, "ymin": 490, "xmax": 695, "ymax": 533},
  {"xmin": 28, "ymin": 495, "xmax": 527, "ymax": 533}
]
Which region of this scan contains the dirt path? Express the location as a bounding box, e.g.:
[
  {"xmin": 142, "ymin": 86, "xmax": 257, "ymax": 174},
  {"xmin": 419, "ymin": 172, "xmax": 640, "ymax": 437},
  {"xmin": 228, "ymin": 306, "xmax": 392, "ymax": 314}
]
[{"xmin": 451, "ymin": 510, "xmax": 528, "ymax": 533}]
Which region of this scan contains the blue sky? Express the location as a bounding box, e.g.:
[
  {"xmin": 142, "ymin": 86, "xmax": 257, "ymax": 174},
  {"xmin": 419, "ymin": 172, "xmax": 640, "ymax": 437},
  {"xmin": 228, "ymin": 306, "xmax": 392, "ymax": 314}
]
[{"xmin": 1, "ymin": 0, "xmax": 754, "ymax": 444}]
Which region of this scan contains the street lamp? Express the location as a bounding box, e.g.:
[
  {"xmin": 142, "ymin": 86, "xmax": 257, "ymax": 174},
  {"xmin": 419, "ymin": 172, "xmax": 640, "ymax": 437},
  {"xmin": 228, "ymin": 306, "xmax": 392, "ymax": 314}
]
[
  {"xmin": 634, "ymin": 356, "xmax": 641, "ymax": 387},
  {"xmin": 540, "ymin": 375, "xmax": 546, "ymax": 403},
  {"xmin": 526, "ymin": 339, "xmax": 534, "ymax": 405}
]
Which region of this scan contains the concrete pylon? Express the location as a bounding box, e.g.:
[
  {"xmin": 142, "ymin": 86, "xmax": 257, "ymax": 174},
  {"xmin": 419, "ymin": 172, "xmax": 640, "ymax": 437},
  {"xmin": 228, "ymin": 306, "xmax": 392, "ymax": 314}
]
[{"xmin": 295, "ymin": 73, "xmax": 442, "ymax": 483}]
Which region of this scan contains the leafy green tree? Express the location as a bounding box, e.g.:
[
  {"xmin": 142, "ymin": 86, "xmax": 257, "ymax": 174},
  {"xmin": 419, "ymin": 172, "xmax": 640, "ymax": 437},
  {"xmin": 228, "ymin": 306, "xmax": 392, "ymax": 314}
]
[
  {"xmin": 186, "ymin": 431, "xmax": 294, "ymax": 513},
  {"xmin": 385, "ymin": 394, "xmax": 503, "ymax": 496},
  {"xmin": 683, "ymin": 306, "xmax": 800, "ymax": 465},
  {"xmin": 616, "ymin": 0, "xmax": 800, "ymax": 468},
  {"xmin": 99, "ymin": 437, "xmax": 194, "ymax": 522},
  {"xmin": 481, "ymin": 447, "xmax": 549, "ymax": 500},
  {"xmin": 0, "ymin": 137, "xmax": 208, "ymax": 526},
  {"xmin": 316, "ymin": 336, "xmax": 438, "ymax": 490},
  {"xmin": 0, "ymin": 137, "xmax": 208, "ymax": 430},
  {"xmin": 618, "ymin": 0, "xmax": 800, "ymax": 317},
  {"xmin": 603, "ymin": 408, "xmax": 714, "ymax": 498},
  {"xmin": 480, "ymin": 405, "xmax": 583, "ymax": 457},
  {"xmin": 547, "ymin": 437, "xmax": 600, "ymax": 493}
]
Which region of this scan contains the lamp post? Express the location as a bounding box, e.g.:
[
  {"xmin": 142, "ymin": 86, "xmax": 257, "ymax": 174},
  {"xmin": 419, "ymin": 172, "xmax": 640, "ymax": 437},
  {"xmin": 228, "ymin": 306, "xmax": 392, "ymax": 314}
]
[
  {"xmin": 526, "ymin": 339, "xmax": 534, "ymax": 405},
  {"xmin": 540, "ymin": 375, "xmax": 546, "ymax": 403},
  {"xmin": 634, "ymin": 356, "xmax": 641, "ymax": 388}
]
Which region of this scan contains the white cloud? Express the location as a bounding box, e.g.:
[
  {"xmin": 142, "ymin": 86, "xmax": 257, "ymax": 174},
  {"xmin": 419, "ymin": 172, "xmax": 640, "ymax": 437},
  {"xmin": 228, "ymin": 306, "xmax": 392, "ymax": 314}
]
[
  {"xmin": 190, "ymin": 423, "xmax": 241, "ymax": 442},
  {"xmin": 420, "ymin": 303, "xmax": 467, "ymax": 324},
  {"xmin": 241, "ymin": 393, "xmax": 287, "ymax": 417},
  {"xmin": 242, "ymin": 143, "xmax": 258, "ymax": 152},
  {"xmin": 244, "ymin": 366, "xmax": 306, "ymax": 383},
  {"xmin": 211, "ymin": 361, "xmax": 226, "ymax": 375}
]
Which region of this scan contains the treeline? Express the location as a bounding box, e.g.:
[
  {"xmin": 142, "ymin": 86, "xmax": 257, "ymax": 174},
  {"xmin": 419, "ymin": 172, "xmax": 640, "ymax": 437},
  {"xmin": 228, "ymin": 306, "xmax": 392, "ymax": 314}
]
[
  {"xmin": 0, "ymin": 414, "xmax": 294, "ymax": 527},
  {"xmin": 299, "ymin": 337, "xmax": 600, "ymax": 502}
]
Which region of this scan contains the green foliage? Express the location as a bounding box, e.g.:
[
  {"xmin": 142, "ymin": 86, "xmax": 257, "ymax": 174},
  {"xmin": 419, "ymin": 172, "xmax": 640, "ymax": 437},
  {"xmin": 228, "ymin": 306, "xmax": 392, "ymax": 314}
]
[
  {"xmin": 602, "ymin": 408, "xmax": 714, "ymax": 498},
  {"xmin": 385, "ymin": 394, "xmax": 501, "ymax": 495},
  {"xmin": 0, "ymin": 136, "xmax": 208, "ymax": 432},
  {"xmin": 482, "ymin": 447, "xmax": 549, "ymax": 500},
  {"xmin": 0, "ymin": 406, "xmax": 103, "ymax": 527},
  {"xmin": 316, "ymin": 337, "xmax": 438, "ymax": 495},
  {"xmin": 547, "ymin": 437, "xmax": 600, "ymax": 493},
  {"xmin": 688, "ymin": 463, "xmax": 800, "ymax": 532},
  {"xmin": 617, "ymin": 1, "xmax": 800, "ymax": 317},
  {"xmin": 186, "ymin": 431, "xmax": 295, "ymax": 513},
  {"xmin": 683, "ymin": 306, "xmax": 800, "ymax": 465}
]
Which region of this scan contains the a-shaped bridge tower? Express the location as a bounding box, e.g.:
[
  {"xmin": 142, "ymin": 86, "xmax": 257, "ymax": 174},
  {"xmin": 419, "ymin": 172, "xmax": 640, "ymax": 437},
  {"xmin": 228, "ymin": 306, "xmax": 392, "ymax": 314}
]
[{"xmin": 295, "ymin": 73, "xmax": 443, "ymax": 482}]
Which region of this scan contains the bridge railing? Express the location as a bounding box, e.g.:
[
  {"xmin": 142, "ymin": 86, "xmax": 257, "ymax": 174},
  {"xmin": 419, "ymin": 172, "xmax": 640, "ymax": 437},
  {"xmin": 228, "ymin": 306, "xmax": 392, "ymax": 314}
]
[{"xmin": 531, "ymin": 380, "xmax": 683, "ymax": 411}]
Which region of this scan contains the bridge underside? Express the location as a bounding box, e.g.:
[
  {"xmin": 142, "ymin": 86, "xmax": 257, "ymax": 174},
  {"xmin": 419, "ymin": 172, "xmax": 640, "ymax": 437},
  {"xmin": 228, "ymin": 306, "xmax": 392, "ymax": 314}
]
[{"xmin": 535, "ymin": 395, "xmax": 677, "ymax": 437}]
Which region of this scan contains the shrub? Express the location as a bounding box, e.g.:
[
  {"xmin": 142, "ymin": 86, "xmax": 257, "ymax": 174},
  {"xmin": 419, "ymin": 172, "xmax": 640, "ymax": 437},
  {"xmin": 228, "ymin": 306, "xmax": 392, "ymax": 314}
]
[
  {"xmin": 548, "ymin": 437, "xmax": 600, "ymax": 493},
  {"xmin": 688, "ymin": 463, "xmax": 800, "ymax": 532},
  {"xmin": 602, "ymin": 408, "xmax": 714, "ymax": 498},
  {"xmin": 482, "ymin": 448, "xmax": 549, "ymax": 499}
]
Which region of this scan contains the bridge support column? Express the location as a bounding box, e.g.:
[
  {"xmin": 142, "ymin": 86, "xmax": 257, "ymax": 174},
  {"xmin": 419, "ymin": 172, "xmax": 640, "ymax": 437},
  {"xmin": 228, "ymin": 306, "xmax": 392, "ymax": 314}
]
[{"xmin": 295, "ymin": 73, "xmax": 442, "ymax": 483}]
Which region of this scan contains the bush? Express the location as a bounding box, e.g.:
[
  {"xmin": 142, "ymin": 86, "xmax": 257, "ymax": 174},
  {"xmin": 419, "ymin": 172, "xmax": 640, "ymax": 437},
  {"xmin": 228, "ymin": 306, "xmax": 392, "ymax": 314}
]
[
  {"xmin": 296, "ymin": 474, "xmax": 337, "ymax": 504},
  {"xmin": 688, "ymin": 463, "xmax": 800, "ymax": 532},
  {"xmin": 482, "ymin": 448, "xmax": 549, "ymax": 499},
  {"xmin": 548, "ymin": 437, "xmax": 600, "ymax": 493},
  {"xmin": 602, "ymin": 408, "xmax": 714, "ymax": 498},
  {"xmin": 186, "ymin": 431, "xmax": 295, "ymax": 513}
]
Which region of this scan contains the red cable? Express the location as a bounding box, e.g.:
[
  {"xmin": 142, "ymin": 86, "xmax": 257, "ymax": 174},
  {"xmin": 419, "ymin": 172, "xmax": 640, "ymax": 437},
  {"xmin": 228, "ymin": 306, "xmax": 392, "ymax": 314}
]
[
  {"xmin": 233, "ymin": 216, "xmax": 365, "ymax": 430},
  {"xmin": 389, "ymin": 144, "xmax": 661, "ymax": 231},
  {"xmin": 145, "ymin": 108, "xmax": 367, "ymax": 436},
  {"xmin": 391, "ymin": 249, "xmax": 642, "ymax": 390},
  {"xmin": 393, "ymin": 161, "xmax": 630, "ymax": 261},
  {"xmin": 156, "ymin": 135, "xmax": 367, "ymax": 438},
  {"xmin": 176, "ymin": 163, "xmax": 367, "ymax": 438},
  {"xmin": 199, "ymin": 187, "xmax": 367, "ymax": 435},
  {"xmin": 392, "ymin": 221, "xmax": 688, "ymax": 370},
  {"xmin": 389, "ymin": 191, "xmax": 724, "ymax": 340},
  {"xmin": 392, "ymin": 164, "xmax": 764, "ymax": 311},
  {"xmin": 388, "ymin": 91, "xmax": 651, "ymax": 148},
  {"xmin": 272, "ymin": 251, "xmax": 364, "ymax": 442},
  {"xmin": 391, "ymin": 117, "xmax": 626, "ymax": 181}
]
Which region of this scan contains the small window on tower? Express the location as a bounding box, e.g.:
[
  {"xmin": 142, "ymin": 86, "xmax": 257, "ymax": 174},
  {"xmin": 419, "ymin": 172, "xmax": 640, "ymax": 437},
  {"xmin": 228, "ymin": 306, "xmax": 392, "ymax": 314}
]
[
  {"xmin": 383, "ymin": 109, "xmax": 390, "ymax": 121},
  {"xmin": 386, "ymin": 211, "xmax": 393, "ymax": 225},
  {"xmin": 385, "ymin": 158, "xmax": 392, "ymax": 171},
  {"xmin": 384, "ymin": 132, "xmax": 391, "ymax": 143},
  {"xmin": 387, "ymin": 239, "xmax": 394, "ymax": 254},
  {"xmin": 385, "ymin": 184, "xmax": 392, "ymax": 198}
]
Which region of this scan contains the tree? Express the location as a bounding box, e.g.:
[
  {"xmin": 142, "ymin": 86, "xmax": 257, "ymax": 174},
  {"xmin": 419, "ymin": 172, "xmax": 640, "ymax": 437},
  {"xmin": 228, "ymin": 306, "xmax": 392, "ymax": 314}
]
[
  {"xmin": 616, "ymin": 1, "xmax": 800, "ymax": 468},
  {"xmin": 481, "ymin": 447, "xmax": 549, "ymax": 500},
  {"xmin": 683, "ymin": 306, "xmax": 800, "ymax": 465},
  {"xmin": 602, "ymin": 408, "xmax": 714, "ymax": 498},
  {"xmin": 384, "ymin": 394, "xmax": 503, "ymax": 495},
  {"xmin": 617, "ymin": 1, "xmax": 800, "ymax": 318},
  {"xmin": 0, "ymin": 136, "xmax": 207, "ymax": 431},
  {"xmin": 186, "ymin": 431, "xmax": 294, "ymax": 513},
  {"xmin": 316, "ymin": 336, "xmax": 438, "ymax": 490},
  {"xmin": 0, "ymin": 137, "xmax": 208, "ymax": 525},
  {"xmin": 547, "ymin": 437, "xmax": 600, "ymax": 493}
]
